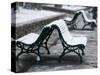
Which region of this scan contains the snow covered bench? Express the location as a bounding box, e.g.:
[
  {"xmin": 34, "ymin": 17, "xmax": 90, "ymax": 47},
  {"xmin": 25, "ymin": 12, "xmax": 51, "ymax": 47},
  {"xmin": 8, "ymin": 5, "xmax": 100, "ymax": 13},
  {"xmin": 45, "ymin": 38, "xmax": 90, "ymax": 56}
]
[
  {"xmin": 64, "ymin": 11, "xmax": 81, "ymax": 30},
  {"xmin": 50, "ymin": 19, "xmax": 87, "ymax": 63},
  {"xmin": 79, "ymin": 10, "xmax": 97, "ymax": 30},
  {"xmin": 16, "ymin": 25, "xmax": 52, "ymax": 61}
]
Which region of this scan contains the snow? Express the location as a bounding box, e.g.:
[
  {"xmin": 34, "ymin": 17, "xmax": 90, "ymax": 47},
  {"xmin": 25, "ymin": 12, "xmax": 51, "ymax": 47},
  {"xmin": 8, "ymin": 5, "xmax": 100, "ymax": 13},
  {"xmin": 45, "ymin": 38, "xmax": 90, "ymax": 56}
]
[
  {"xmin": 11, "ymin": 7, "xmax": 65, "ymax": 27},
  {"xmin": 79, "ymin": 10, "xmax": 96, "ymax": 24},
  {"xmin": 64, "ymin": 17, "xmax": 73, "ymax": 21},
  {"xmin": 16, "ymin": 33, "xmax": 39, "ymax": 44}
]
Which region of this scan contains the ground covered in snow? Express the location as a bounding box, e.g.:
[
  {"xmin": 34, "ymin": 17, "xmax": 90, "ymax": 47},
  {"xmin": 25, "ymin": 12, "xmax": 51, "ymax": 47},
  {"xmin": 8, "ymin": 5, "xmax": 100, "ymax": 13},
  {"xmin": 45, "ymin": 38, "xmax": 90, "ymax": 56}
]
[
  {"xmin": 16, "ymin": 28, "xmax": 97, "ymax": 73},
  {"xmin": 11, "ymin": 7, "xmax": 66, "ymax": 27}
]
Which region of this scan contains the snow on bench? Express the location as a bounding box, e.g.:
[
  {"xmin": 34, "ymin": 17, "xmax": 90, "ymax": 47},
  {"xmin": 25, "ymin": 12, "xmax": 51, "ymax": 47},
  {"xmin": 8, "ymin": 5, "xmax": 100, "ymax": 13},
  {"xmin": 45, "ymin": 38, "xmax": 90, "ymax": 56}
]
[
  {"xmin": 50, "ymin": 19, "xmax": 87, "ymax": 46},
  {"xmin": 16, "ymin": 25, "xmax": 52, "ymax": 61},
  {"xmin": 16, "ymin": 33, "xmax": 39, "ymax": 45},
  {"xmin": 79, "ymin": 10, "xmax": 96, "ymax": 24}
]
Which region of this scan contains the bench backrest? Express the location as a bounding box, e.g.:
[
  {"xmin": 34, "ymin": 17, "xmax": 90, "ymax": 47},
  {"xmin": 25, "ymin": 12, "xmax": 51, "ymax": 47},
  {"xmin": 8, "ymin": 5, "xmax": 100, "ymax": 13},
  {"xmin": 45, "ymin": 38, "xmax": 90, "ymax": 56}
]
[
  {"xmin": 64, "ymin": 11, "xmax": 81, "ymax": 23},
  {"xmin": 50, "ymin": 19, "xmax": 72, "ymax": 43},
  {"xmin": 79, "ymin": 10, "xmax": 89, "ymax": 22},
  {"xmin": 71, "ymin": 11, "xmax": 81, "ymax": 22},
  {"xmin": 79, "ymin": 10, "xmax": 96, "ymax": 24},
  {"xmin": 34, "ymin": 25, "xmax": 52, "ymax": 45}
]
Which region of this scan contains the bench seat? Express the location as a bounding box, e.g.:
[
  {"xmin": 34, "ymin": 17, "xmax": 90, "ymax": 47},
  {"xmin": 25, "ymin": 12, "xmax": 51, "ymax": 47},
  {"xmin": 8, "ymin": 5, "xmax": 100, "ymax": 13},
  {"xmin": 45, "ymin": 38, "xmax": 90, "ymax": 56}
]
[{"xmin": 16, "ymin": 33, "xmax": 39, "ymax": 45}]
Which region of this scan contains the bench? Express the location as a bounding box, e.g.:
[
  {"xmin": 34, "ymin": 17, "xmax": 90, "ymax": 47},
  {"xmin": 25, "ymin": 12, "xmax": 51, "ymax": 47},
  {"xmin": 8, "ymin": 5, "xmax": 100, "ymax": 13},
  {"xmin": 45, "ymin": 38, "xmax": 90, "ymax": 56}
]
[
  {"xmin": 50, "ymin": 19, "xmax": 87, "ymax": 63},
  {"xmin": 79, "ymin": 10, "xmax": 97, "ymax": 30},
  {"xmin": 16, "ymin": 25, "xmax": 52, "ymax": 61},
  {"xmin": 64, "ymin": 11, "xmax": 81, "ymax": 30}
]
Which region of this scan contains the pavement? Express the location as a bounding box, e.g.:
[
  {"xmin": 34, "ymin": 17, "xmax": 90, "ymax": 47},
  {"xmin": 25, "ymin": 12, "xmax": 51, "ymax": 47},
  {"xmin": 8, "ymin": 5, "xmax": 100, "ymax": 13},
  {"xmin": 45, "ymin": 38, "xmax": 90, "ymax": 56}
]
[{"xmin": 16, "ymin": 28, "xmax": 97, "ymax": 73}]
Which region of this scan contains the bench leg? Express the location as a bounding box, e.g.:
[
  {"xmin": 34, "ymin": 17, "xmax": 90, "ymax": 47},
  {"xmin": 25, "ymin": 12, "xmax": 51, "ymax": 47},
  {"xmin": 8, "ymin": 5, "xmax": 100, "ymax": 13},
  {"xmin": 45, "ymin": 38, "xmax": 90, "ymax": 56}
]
[
  {"xmin": 58, "ymin": 48, "xmax": 83, "ymax": 64},
  {"xmin": 36, "ymin": 47, "xmax": 42, "ymax": 62},
  {"xmin": 58, "ymin": 50, "xmax": 71, "ymax": 62},
  {"xmin": 74, "ymin": 51, "xmax": 83, "ymax": 64},
  {"xmin": 43, "ymin": 42, "xmax": 50, "ymax": 54},
  {"xmin": 81, "ymin": 49, "xmax": 85, "ymax": 55},
  {"xmin": 82, "ymin": 24, "xmax": 88, "ymax": 30},
  {"xmin": 58, "ymin": 52, "xmax": 65, "ymax": 62},
  {"xmin": 71, "ymin": 23, "xmax": 77, "ymax": 30},
  {"xmin": 82, "ymin": 22, "xmax": 95, "ymax": 30},
  {"xmin": 16, "ymin": 51, "xmax": 23, "ymax": 60},
  {"xmin": 45, "ymin": 44, "xmax": 50, "ymax": 54},
  {"xmin": 36, "ymin": 55, "xmax": 41, "ymax": 61},
  {"xmin": 73, "ymin": 24, "xmax": 77, "ymax": 29}
]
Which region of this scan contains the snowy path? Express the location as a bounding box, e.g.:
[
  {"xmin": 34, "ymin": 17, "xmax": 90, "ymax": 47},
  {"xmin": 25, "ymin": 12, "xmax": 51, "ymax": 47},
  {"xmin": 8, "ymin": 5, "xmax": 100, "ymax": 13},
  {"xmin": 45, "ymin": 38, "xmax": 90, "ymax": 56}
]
[{"xmin": 11, "ymin": 8, "xmax": 65, "ymax": 27}]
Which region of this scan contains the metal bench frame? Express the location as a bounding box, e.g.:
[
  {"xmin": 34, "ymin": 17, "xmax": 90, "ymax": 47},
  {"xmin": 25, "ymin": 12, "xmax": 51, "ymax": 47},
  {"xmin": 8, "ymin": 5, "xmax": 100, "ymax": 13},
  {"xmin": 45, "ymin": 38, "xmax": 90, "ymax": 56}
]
[
  {"xmin": 51, "ymin": 22, "xmax": 86, "ymax": 64},
  {"xmin": 64, "ymin": 12, "xmax": 82, "ymax": 30},
  {"xmin": 16, "ymin": 26, "xmax": 53, "ymax": 61},
  {"xmin": 79, "ymin": 10, "xmax": 97, "ymax": 30}
]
